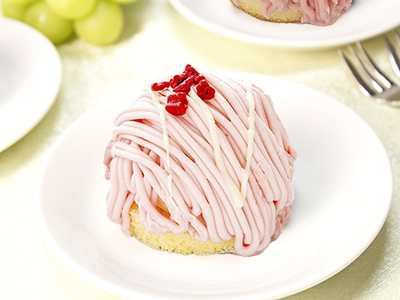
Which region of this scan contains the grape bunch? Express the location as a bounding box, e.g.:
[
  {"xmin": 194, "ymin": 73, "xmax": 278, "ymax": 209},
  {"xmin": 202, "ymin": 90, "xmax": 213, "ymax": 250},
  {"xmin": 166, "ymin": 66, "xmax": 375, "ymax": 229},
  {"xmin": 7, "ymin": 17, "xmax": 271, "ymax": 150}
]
[{"xmin": 1, "ymin": 0, "xmax": 137, "ymax": 45}]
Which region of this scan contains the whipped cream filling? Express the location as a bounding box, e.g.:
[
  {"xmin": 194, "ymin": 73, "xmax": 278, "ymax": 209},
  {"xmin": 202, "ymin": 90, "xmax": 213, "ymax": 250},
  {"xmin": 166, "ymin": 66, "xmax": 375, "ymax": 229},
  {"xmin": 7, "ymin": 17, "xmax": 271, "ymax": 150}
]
[
  {"xmin": 104, "ymin": 72, "xmax": 296, "ymax": 256},
  {"xmin": 240, "ymin": 0, "xmax": 353, "ymax": 26}
]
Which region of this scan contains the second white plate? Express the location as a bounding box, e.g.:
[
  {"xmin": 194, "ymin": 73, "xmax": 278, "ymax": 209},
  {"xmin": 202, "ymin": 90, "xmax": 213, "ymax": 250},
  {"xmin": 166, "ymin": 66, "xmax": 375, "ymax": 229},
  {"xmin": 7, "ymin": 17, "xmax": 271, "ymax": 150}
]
[
  {"xmin": 0, "ymin": 18, "xmax": 61, "ymax": 152},
  {"xmin": 169, "ymin": 0, "xmax": 400, "ymax": 49},
  {"xmin": 38, "ymin": 74, "xmax": 392, "ymax": 300}
]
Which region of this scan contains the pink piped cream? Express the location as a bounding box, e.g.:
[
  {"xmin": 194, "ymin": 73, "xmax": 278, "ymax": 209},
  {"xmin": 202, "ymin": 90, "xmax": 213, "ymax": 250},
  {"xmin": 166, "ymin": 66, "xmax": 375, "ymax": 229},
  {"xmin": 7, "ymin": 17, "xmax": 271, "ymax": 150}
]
[
  {"xmin": 104, "ymin": 66, "xmax": 296, "ymax": 257},
  {"xmin": 238, "ymin": 0, "xmax": 352, "ymax": 26}
]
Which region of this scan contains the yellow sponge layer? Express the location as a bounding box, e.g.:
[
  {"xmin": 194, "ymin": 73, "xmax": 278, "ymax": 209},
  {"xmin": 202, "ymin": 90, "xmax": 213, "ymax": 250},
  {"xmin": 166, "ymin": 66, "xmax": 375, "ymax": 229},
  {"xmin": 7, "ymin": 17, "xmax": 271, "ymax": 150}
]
[
  {"xmin": 230, "ymin": 0, "xmax": 303, "ymax": 23},
  {"xmin": 129, "ymin": 203, "xmax": 235, "ymax": 255}
]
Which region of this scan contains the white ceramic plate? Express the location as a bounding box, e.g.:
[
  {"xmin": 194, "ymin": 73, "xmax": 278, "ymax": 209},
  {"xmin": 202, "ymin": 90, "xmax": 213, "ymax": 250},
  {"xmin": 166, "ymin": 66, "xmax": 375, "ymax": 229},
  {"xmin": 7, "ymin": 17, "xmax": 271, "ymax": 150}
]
[
  {"xmin": 0, "ymin": 18, "xmax": 61, "ymax": 152},
  {"xmin": 37, "ymin": 74, "xmax": 392, "ymax": 300},
  {"xmin": 169, "ymin": 0, "xmax": 400, "ymax": 49}
]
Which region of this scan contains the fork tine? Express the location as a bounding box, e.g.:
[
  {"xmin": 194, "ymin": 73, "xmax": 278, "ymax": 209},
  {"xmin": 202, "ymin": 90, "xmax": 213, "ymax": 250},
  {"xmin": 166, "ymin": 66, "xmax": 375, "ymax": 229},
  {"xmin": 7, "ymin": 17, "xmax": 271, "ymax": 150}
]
[
  {"xmin": 356, "ymin": 41, "xmax": 394, "ymax": 87},
  {"xmin": 339, "ymin": 49, "xmax": 377, "ymax": 97},
  {"xmin": 385, "ymin": 34, "xmax": 400, "ymax": 78},
  {"xmin": 348, "ymin": 45, "xmax": 386, "ymax": 93}
]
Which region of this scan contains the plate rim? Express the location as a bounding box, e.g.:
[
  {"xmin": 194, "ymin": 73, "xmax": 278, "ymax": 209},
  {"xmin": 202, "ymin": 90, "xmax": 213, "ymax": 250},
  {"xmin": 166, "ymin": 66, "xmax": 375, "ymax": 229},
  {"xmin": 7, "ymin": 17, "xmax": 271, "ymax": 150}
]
[
  {"xmin": 168, "ymin": 0, "xmax": 400, "ymax": 49},
  {"xmin": 36, "ymin": 73, "xmax": 393, "ymax": 300},
  {"xmin": 0, "ymin": 17, "xmax": 61, "ymax": 153}
]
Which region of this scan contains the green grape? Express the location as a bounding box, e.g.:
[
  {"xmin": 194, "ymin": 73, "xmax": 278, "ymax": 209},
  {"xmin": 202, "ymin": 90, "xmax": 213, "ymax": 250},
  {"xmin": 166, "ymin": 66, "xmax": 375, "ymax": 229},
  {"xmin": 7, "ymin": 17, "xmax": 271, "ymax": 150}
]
[
  {"xmin": 46, "ymin": 0, "xmax": 97, "ymax": 19},
  {"xmin": 2, "ymin": 0, "xmax": 35, "ymax": 5},
  {"xmin": 74, "ymin": 0, "xmax": 123, "ymax": 45},
  {"xmin": 1, "ymin": 2, "xmax": 28, "ymax": 21},
  {"xmin": 111, "ymin": 0, "xmax": 138, "ymax": 4},
  {"xmin": 24, "ymin": 1, "xmax": 73, "ymax": 44}
]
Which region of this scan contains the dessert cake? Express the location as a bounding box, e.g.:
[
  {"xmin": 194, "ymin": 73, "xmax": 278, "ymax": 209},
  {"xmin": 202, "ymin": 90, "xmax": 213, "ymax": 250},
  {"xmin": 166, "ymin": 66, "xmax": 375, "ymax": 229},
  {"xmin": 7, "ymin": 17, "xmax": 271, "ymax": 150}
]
[
  {"xmin": 230, "ymin": 0, "xmax": 353, "ymax": 26},
  {"xmin": 104, "ymin": 65, "xmax": 296, "ymax": 257}
]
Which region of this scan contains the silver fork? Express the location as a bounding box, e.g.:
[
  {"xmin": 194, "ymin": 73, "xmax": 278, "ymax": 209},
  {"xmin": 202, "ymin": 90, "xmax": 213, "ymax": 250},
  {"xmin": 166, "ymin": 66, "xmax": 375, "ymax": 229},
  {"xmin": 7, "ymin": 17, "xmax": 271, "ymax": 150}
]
[{"xmin": 339, "ymin": 33, "xmax": 400, "ymax": 106}]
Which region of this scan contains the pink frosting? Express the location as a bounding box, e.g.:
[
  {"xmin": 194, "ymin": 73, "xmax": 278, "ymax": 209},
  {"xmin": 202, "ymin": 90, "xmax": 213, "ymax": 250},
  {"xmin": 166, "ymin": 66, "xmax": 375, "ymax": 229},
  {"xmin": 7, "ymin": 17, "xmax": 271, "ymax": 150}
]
[
  {"xmin": 104, "ymin": 72, "xmax": 296, "ymax": 256},
  {"xmin": 242, "ymin": 0, "xmax": 352, "ymax": 26}
]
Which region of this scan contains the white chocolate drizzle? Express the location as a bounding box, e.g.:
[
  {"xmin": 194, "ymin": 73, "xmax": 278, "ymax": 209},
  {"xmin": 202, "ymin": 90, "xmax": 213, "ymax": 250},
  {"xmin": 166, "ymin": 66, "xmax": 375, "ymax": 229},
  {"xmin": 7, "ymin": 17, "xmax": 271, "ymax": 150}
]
[
  {"xmin": 189, "ymin": 89, "xmax": 245, "ymax": 208},
  {"xmin": 151, "ymin": 91, "xmax": 171, "ymax": 168},
  {"xmin": 240, "ymin": 82, "xmax": 256, "ymax": 198},
  {"xmin": 151, "ymin": 91, "xmax": 179, "ymax": 211}
]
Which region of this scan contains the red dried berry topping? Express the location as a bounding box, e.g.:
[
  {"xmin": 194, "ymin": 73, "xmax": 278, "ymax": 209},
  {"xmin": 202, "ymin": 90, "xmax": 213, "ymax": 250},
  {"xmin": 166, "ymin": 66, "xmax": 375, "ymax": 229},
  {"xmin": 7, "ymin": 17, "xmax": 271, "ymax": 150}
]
[
  {"xmin": 170, "ymin": 74, "xmax": 185, "ymax": 88},
  {"xmin": 166, "ymin": 92, "xmax": 188, "ymax": 116},
  {"xmin": 173, "ymin": 77, "xmax": 194, "ymax": 94},
  {"xmin": 196, "ymin": 80, "xmax": 215, "ymax": 100},
  {"xmin": 151, "ymin": 81, "xmax": 170, "ymax": 91},
  {"xmin": 193, "ymin": 75, "xmax": 205, "ymax": 84},
  {"xmin": 151, "ymin": 65, "xmax": 214, "ymax": 116},
  {"xmin": 182, "ymin": 64, "xmax": 199, "ymax": 78}
]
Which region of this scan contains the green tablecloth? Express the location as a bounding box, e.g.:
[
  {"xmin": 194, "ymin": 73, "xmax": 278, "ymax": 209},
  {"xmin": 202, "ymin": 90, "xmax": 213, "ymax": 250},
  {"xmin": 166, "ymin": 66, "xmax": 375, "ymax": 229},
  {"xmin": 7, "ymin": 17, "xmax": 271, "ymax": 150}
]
[{"xmin": 1, "ymin": 1, "xmax": 399, "ymax": 299}]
